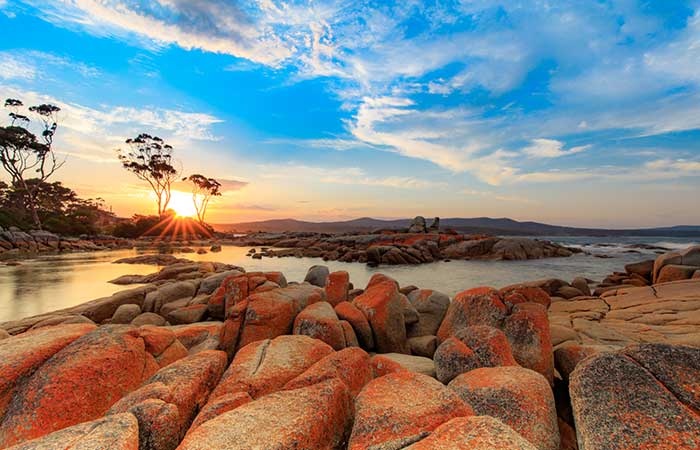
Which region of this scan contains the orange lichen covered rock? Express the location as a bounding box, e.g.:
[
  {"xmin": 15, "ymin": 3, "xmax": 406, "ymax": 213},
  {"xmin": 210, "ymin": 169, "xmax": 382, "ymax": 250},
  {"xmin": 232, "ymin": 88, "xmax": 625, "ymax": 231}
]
[
  {"xmin": 168, "ymin": 322, "xmax": 224, "ymax": 354},
  {"xmin": 0, "ymin": 323, "xmax": 96, "ymax": 419},
  {"xmin": 554, "ymin": 344, "xmax": 601, "ymax": 382},
  {"xmin": 499, "ymin": 285, "xmax": 552, "ymax": 309},
  {"xmin": 179, "ymin": 379, "xmax": 353, "ymax": 450},
  {"xmin": 434, "ymin": 325, "xmax": 518, "ymax": 383},
  {"xmin": 436, "ymin": 288, "xmax": 507, "ymax": 342},
  {"xmin": 5, "ymin": 413, "xmax": 140, "ymax": 450},
  {"xmin": 370, "ymin": 354, "xmax": 409, "ymax": 377},
  {"xmin": 285, "ymin": 347, "xmax": 372, "ymax": 396},
  {"xmin": 293, "ymin": 301, "xmax": 356, "ymax": 350},
  {"xmin": 404, "ymin": 416, "xmax": 537, "ymax": 450},
  {"xmin": 108, "ymin": 350, "xmax": 227, "ymax": 450},
  {"xmin": 504, "ymin": 303, "xmax": 554, "ymax": 384},
  {"xmin": 0, "ymin": 325, "xmax": 162, "ymax": 448},
  {"xmin": 365, "ymin": 273, "xmax": 399, "ymax": 289},
  {"xmin": 236, "ymin": 283, "xmax": 325, "ymax": 348},
  {"xmin": 325, "ymin": 270, "xmax": 350, "ymax": 305},
  {"xmin": 354, "ymin": 280, "xmax": 409, "ymax": 353},
  {"xmin": 348, "ymin": 371, "xmax": 474, "ymax": 449},
  {"xmin": 187, "ymin": 391, "xmax": 252, "ymax": 434},
  {"xmin": 449, "ymin": 366, "xmax": 560, "ymax": 450},
  {"xmin": 191, "ymin": 335, "xmax": 333, "ymax": 429},
  {"xmin": 570, "ymin": 344, "xmax": 700, "ymax": 450},
  {"xmin": 335, "ymin": 301, "xmax": 374, "ymax": 349}
]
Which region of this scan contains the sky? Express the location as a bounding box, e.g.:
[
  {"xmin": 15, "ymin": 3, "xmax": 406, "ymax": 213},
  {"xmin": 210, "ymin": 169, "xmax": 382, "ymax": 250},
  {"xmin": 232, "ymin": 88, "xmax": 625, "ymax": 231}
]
[{"xmin": 0, "ymin": 0, "xmax": 699, "ymax": 228}]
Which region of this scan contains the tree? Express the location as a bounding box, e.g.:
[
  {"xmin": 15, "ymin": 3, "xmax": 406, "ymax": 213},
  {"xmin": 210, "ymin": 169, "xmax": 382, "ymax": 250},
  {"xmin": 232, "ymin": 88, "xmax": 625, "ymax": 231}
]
[
  {"xmin": 117, "ymin": 133, "xmax": 178, "ymax": 216},
  {"xmin": 0, "ymin": 98, "xmax": 62, "ymax": 229},
  {"xmin": 183, "ymin": 174, "xmax": 221, "ymax": 224}
]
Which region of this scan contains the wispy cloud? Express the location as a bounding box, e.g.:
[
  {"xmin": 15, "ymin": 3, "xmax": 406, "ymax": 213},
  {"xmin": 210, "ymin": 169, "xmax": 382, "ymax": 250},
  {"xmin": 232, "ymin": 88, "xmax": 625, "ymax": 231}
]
[{"xmin": 522, "ymin": 139, "xmax": 590, "ymax": 159}]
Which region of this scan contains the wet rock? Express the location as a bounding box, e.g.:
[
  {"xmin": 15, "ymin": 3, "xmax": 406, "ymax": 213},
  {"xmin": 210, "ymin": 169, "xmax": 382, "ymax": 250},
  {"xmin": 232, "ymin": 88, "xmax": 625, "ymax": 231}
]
[
  {"xmin": 348, "ymin": 371, "xmax": 473, "ymax": 449},
  {"xmin": 570, "ymin": 343, "xmax": 700, "ymax": 450},
  {"xmin": 335, "ymin": 301, "xmax": 374, "ymax": 349},
  {"xmin": 354, "ymin": 280, "xmax": 409, "ymax": 354},
  {"xmin": 449, "ymin": 366, "xmax": 560, "ymax": 450},
  {"xmin": 284, "ymin": 347, "xmax": 372, "ymax": 396},
  {"xmin": 4, "ymin": 413, "xmax": 139, "ymax": 450},
  {"xmin": 437, "ymin": 288, "xmax": 507, "ymax": 342},
  {"xmin": 404, "ymin": 416, "xmax": 538, "ymax": 450},
  {"xmin": 435, "ymin": 325, "xmax": 518, "ymax": 383},
  {"xmin": 180, "ymin": 379, "xmax": 353, "ymax": 450},
  {"xmin": 304, "ymin": 264, "xmax": 330, "ymax": 287},
  {"xmin": 406, "ymin": 289, "xmax": 450, "ymax": 337}
]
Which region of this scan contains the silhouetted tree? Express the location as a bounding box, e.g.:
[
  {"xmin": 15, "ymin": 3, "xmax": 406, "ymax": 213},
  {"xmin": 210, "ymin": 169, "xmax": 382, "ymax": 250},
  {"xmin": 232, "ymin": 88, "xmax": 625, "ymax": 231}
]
[
  {"xmin": 117, "ymin": 133, "xmax": 178, "ymax": 216},
  {"xmin": 0, "ymin": 98, "xmax": 62, "ymax": 229},
  {"xmin": 183, "ymin": 174, "xmax": 221, "ymax": 224}
]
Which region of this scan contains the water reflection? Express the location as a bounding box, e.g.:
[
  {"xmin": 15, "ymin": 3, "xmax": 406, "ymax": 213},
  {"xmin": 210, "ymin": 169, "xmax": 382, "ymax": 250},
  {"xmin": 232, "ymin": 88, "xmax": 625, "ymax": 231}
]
[{"xmin": 0, "ymin": 242, "xmax": 666, "ymax": 323}]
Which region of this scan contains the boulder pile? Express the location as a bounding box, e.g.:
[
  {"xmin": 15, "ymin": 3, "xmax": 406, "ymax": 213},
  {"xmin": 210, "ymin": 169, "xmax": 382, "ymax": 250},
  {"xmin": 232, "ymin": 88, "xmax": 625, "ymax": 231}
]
[
  {"xmin": 230, "ymin": 230, "xmax": 579, "ymax": 266},
  {"xmin": 0, "ymin": 226, "xmax": 131, "ymax": 257},
  {"xmin": 0, "ymin": 248, "xmax": 698, "ymax": 449}
]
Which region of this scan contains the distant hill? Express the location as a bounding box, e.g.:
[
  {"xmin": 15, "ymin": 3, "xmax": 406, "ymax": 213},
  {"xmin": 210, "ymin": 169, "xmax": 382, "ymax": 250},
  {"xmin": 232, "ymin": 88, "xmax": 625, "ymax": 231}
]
[{"xmin": 213, "ymin": 217, "xmax": 700, "ymax": 237}]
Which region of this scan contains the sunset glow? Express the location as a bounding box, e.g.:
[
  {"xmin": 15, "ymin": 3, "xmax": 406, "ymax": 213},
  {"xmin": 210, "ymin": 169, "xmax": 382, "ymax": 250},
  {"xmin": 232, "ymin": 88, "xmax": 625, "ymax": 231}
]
[{"xmin": 168, "ymin": 191, "xmax": 197, "ymax": 218}]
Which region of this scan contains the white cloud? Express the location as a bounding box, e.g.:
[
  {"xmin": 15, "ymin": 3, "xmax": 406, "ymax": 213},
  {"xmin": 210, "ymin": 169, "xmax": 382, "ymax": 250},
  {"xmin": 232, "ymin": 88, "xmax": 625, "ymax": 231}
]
[
  {"xmin": 522, "ymin": 139, "xmax": 590, "ymax": 158},
  {"xmin": 0, "ymin": 53, "xmax": 36, "ymax": 80}
]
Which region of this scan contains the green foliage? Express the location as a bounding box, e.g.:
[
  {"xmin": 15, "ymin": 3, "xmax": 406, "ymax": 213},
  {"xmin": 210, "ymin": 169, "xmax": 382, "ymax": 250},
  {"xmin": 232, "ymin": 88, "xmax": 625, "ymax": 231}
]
[{"xmin": 0, "ymin": 179, "xmax": 114, "ymax": 235}]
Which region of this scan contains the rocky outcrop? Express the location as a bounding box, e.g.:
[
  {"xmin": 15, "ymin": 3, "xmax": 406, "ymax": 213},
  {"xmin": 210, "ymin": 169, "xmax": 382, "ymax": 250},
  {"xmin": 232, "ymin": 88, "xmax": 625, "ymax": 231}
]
[
  {"xmin": 0, "ymin": 226, "xmax": 131, "ymax": 257},
  {"xmin": 229, "ymin": 230, "xmax": 578, "ymax": 266}
]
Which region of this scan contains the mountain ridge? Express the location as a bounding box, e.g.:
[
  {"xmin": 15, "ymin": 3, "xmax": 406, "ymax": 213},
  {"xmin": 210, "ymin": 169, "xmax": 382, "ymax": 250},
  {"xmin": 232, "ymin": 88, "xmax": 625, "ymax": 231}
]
[{"xmin": 213, "ymin": 217, "xmax": 700, "ymax": 237}]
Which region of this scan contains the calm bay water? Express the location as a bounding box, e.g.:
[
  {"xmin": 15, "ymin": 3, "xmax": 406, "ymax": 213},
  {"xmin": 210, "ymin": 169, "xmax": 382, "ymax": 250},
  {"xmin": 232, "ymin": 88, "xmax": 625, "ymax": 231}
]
[{"xmin": 0, "ymin": 236, "xmax": 697, "ymax": 323}]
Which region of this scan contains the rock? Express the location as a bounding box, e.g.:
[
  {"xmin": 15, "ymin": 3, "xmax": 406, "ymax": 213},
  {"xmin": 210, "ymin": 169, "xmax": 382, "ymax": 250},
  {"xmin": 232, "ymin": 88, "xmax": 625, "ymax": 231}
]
[
  {"xmin": 114, "ymin": 254, "xmax": 190, "ymax": 266},
  {"xmin": 442, "ymin": 237, "xmax": 498, "ymax": 259},
  {"xmin": 499, "ymin": 286, "xmax": 552, "ymax": 309},
  {"xmin": 0, "ymin": 326, "xmax": 163, "ymax": 447},
  {"xmin": 348, "ymin": 371, "xmax": 473, "ymax": 449},
  {"xmin": 571, "ymin": 277, "xmax": 592, "ymax": 296},
  {"xmin": 131, "ymin": 312, "xmax": 168, "ymax": 327},
  {"xmin": 236, "ymin": 283, "xmax": 325, "ymax": 349},
  {"xmin": 354, "ymin": 280, "xmax": 409, "ymax": 354},
  {"xmin": 304, "ymin": 264, "xmax": 330, "ymax": 287},
  {"xmin": 112, "ymin": 304, "xmax": 142, "ymax": 324},
  {"xmin": 570, "ymin": 343, "xmax": 700, "ymax": 449},
  {"xmin": 408, "ymin": 335, "xmax": 438, "ymax": 357},
  {"xmin": 657, "ymin": 264, "xmax": 699, "ymax": 283},
  {"xmin": 556, "ymin": 286, "xmax": 585, "ymax": 299},
  {"xmin": 293, "ymin": 302, "xmax": 355, "ymax": 350},
  {"xmin": 652, "ymin": 251, "xmax": 683, "ymax": 283},
  {"xmin": 449, "ymin": 366, "xmax": 560, "ymax": 450},
  {"xmin": 4, "ymin": 413, "xmax": 139, "ymax": 450},
  {"xmin": 625, "ymin": 259, "xmax": 654, "ymax": 279},
  {"xmin": 377, "ymin": 353, "xmax": 436, "ymax": 378},
  {"xmin": 370, "ymin": 354, "xmax": 408, "ymax": 377},
  {"xmin": 335, "ymin": 301, "xmax": 374, "ymax": 349},
  {"xmin": 180, "ymin": 379, "xmax": 353, "ymax": 450},
  {"xmin": 138, "ymin": 325, "xmax": 189, "ymax": 367},
  {"xmin": 0, "ymin": 329, "xmax": 9, "ymax": 340},
  {"xmin": 0, "ymin": 324, "xmax": 97, "ymax": 421},
  {"xmin": 408, "ymin": 216, "xmax": 427, "ymax": 233},
  {"xmin": 554, "ymin": 344, "xmax": 601, "ymax": 382},
  {"xmin": 504, "ymin": 303, "xmax": 554, "ymax": 384},
  {"xmin": 210, "ymin": 244, "xmax": 222, "ymax": 252},
  {"xmin": 284, "ymin": 347, "xmax": 372, "ymax": 396},
  {"xmin": 197, "ymin": 269, "xmax": 245, "ymax": 296},
  {"xmin": 144, "ymin": 281, "xmax": 197, "ymax": 313},
  {"xmin": 399, "ymin": 293, "xmax": 420, "ymax": 324},
  {"xmin": 366, "ymin": 272, "xmax": 399, "ymax": 290},
  {"xmin": 406, "ymin": 289, "xmax": 450, "ymax": 337},
  {"xmin": 436, "ymin": 288, "xmax": 507, "ymax": 343},
  {"xmin": 70, "ymin": 284, "xmax": 156, "ymax": 324},
  {"xmin": 427, "ymin": 217, "xmax": 440, "ymax": 232},
  {"xmin": 325, "ymin": 270, "xmax": 349, "ymax": 305},
  {"xmin": 165, "ymin": 304, "xmax": 208, "ymax": 325},
  {"xmin": 107, "ymin": 350, "xmax": 227, "ymax": 450},
  {"xmin": 404, "ymin": 416, "xmax": 538, "ymax": 450},
  {"xmin": 434, "ymin": 325, "xmax": 518, "ymax": 384},
  {"xmin": 199, "ymin": 335, "xmax": 333, "ymax": 425}
]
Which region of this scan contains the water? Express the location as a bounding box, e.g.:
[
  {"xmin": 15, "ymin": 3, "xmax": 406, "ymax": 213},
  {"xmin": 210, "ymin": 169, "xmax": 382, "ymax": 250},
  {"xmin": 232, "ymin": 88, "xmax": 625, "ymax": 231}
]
[{"xmin": 0, "ymin": 236, "xmax": 697, "ymax": 323}]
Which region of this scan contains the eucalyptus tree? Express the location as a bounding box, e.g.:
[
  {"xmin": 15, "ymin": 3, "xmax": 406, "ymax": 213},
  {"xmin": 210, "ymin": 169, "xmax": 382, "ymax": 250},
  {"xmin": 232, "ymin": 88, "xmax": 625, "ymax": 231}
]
[{"xmin": 183, "ymin": 174, "xmax": 221, "ymax": 224}]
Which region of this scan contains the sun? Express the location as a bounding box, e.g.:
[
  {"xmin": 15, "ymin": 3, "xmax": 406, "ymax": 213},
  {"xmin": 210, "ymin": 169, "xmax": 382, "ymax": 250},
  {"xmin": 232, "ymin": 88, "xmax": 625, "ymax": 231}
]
[{"xmin": 168, "ymin": 191, "xmax": 197, "ymax": 218}]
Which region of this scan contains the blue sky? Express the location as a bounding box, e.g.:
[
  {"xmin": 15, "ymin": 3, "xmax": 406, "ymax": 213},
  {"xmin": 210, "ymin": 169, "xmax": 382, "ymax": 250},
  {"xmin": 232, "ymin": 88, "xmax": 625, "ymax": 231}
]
[{"xmin": 0, "ymin": 0, "xmax": 699, "ymax": 227}]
